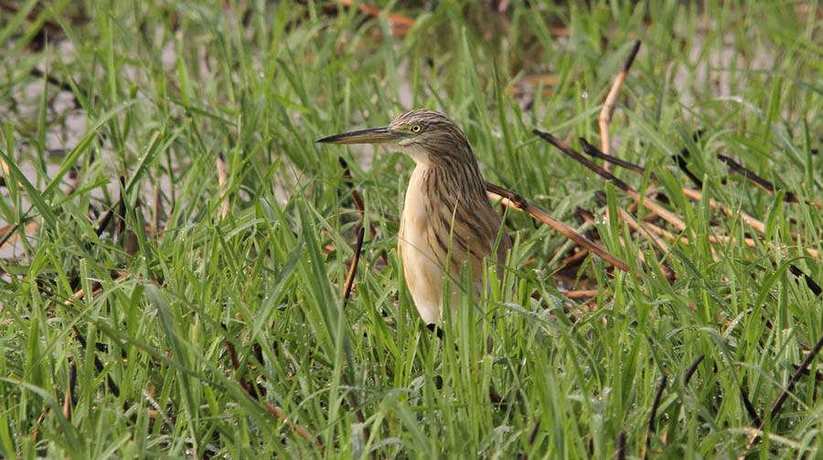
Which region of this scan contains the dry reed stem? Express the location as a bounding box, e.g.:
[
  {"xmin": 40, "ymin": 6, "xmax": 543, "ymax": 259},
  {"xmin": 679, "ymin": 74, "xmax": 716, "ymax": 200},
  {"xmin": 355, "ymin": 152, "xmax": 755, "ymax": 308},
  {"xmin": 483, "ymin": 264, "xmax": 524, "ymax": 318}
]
[
  {"xmin": 680, "ymin": 187, "xmax": 765, "ymax": 234},
  {"xmin": 535, "ymin": 130, "xmax": 689, "ymax": 232},
  {"xmin": 561, "ymin": 289, "xmax": 600, "ymax": 299},
  {"xmin": 263, "ymin": 402, "xmax": 323, "ymax": 447},
  {"xmin": 598, "ymin": 40, "xmax": 641, "ymax": 170},
  {"xmin": 216, "ymin": 153, "xmax": 229, "ymax": 220},
  {"xmin": 681, "ymin": 187, "xmax": 820, "ymax": 258},
  {"xmin": 63, "ymin": 271, "xmax": 128, "ymax": 306},
  {"xmin": 716, "ymin": 154, "xmax": 822, "ymax": 207},
  {"xmin": 62, "ymin": 361, "xmax": 77, "ymax": 421},
  {"xmin": 560, "ymin": 248, "xmax": 590, "ymax": 269},
  {"xmin": 615, "ymin": 208, "xmax": 669, "ymax": 253},
  {"xmin": 575, "ymin": 137, "xmax": 821, "ymax": 260},
  {"xmin": 642, "ymin": 375, "xmax": 668, "ymax": 460},
  {"xmin": 485, "ymin": 182, "xmax": 630, "ymax": 272},
  {"xmin": 341, "ymin": 226, "xmax": 365, "ymax": 307},
  {"xmin": 611, "ymin": 208, "xmax": 675, "ymax": 280}
]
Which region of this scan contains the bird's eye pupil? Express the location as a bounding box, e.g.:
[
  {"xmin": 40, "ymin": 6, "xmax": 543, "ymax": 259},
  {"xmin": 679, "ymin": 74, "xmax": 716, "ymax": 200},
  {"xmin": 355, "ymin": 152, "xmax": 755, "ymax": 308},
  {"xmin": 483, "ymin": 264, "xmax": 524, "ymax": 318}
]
[{"xmin": 411, "ymin": 125, "xmax": 421, "ymax": 133}]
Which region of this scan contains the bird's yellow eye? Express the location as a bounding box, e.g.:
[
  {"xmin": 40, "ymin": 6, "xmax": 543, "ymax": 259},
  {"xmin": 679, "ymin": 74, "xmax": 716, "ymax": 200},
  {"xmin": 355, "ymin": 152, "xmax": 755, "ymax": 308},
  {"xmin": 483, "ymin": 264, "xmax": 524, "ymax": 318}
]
[{"xmin": 410, "ymin": 125, "xmax": 421, "ymax": 133}]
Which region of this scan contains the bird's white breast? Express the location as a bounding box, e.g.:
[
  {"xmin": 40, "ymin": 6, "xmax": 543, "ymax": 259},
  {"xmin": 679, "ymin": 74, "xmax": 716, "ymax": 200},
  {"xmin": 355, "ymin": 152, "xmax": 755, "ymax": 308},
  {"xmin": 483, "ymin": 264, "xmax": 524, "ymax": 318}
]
[{"xmin": 398, "ymin": 165, "xmax": 444, "ymax": 324}]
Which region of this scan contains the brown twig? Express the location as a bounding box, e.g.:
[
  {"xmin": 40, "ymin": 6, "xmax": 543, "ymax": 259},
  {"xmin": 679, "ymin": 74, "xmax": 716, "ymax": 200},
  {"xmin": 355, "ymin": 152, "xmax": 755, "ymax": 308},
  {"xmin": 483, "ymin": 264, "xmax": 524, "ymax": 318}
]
[
  {"xmin": 640, "ymin": 218, "xmax": 759, "ymax": 250},
  {"xmin": 674, "ymin": 152, "xmax": 703, "ymax": 189},
  {"xmin": 528, "ymin": 418, "xmax": 541, "ymax": 446},
  {"xmin": 589, "ymin": 194, "xmax": 663, "ymax": 250},
  {"xmin": 672, "ymin": 131, "xmax": 705, "ymax": 188},
  {"xmin": 73, "ymin": 328, "xmax": 120, "ymax": 396},
  {"xmin": 577, "ymin": 140, "xmax": 720, "ymax": 230},
  {"xmin": 29, "ymin": 408, "xmax": 49, "ymax": 445},
  {"xmin": 339, "ymin": 158, "xmax": 389, "ymax": 266},
  {"xmin": 342, "ymin": 226, "xmax": 365, "ymax": 307},
  {"xmin": 576, "ymin": 201, "xmax": 672, "ymax": 279},
  {"xmin": 216, "ymin": 153, "xmax": 229, "ymax": 220},
  {"xmin": 224, "ymin": 339, "xmax": 261, "ymax": 397},
  {"xmin": 682, "ymin": 188, "xmax": 819, "ymax": 258},
  {"xmin": 792, "ymin": 363, "xmax": 823, "ymax": 382},
  {"xmin": 739, "ymin": 386, "xmax": 762, "ymax": 426},
  {"xmin": 598, "ymin": 40, "xmax": 641, "ymax": 169},
  {"xmin": 338, "ymin": 158, "xmax": 363, "ymax": 209},
  {"xmin": 746, "ymin": 334, "xmax": 823, "ymax": 450},
  {"xmin": 616, "ymin": 431, "xmax": 627, "ymax": 460},
  {"xmin": 534, "ymin": 131, "xmax": 688, "ymax": 231},
  {"xmin": 560, "ymin": 289, "xmax": 600, "ymax": 299},
  {"xmin": 63, "ymin": 271, "xmax": 128, "ymax": 306},
  {"xmin": 643, "ymin": 375, "xmax": 668, "ymax": 460},
  {"xmin": 683, "ymin": 355, "xmax": 704, "ymax": 386},
  {"xmin": 788, "ymin": 265, "xmax": 821, "ymax": 297},
  {"xmin": 263, "ymin": 402, "xmax": 322, "ymax": 446},
  {"xmin": 29, "ymin": 67, "xmax": 74, "ymax": 94},
  {"xmin": 560, "ymin": 248, "xmax": 590, "ymax": 270},
  {"xmin": 576, "ymin": 138, "xmax": 821, "ymax": 260},
  {"xmin": 611, "ymin": 208, "xmax": 675, "ymax": 280},
  {"xmin": 95, "ymin": 176, "xmax": 129, "ymax": 239},
  {"xmin": 485, "ymin": 182, "xmax": 630, "ymax": 272},
  {"xmin": 95, "ymin": 206, "xmax": 116, "ymax": 237},
  {"xmin": 62, "ymin": 360, "xmax": 77, "ymax": 421},
  {"xmin": 579, "ymin": 138, "xmax": 773, "ymax": 237},
  {"xmin": 615, "ymin": 208, "xmax": 669, "ymax": 253},
  {"xmin": 768, "ymin": 334, "xmax": 823, "ymax": 421},
  {"xmin": 582, "ymin": 140, "xmax": 645, "ymax": 173},
  {"xmin": 717, "ymin": 154, "xmax": 799, "ymax": 203},
  {"xmin": 678, "ymin": 187, "xmax": 768, "ymax": 236}
]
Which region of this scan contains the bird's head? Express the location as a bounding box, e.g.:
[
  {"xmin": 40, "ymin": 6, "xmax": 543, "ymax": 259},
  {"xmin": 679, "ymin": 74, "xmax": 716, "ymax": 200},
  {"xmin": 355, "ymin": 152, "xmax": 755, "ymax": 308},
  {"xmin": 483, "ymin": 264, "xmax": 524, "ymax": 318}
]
[{"xmin": 317, "ymin": 109, "xmax": 473, "ymax": 165}]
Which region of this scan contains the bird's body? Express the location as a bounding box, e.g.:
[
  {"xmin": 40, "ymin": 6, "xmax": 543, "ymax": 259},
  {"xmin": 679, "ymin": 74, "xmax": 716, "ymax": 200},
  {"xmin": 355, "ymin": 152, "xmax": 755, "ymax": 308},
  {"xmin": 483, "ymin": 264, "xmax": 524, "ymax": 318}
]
[
  {"xmin": 318, "ymin": 110, "xmax": 509, "ymax": 325},
  {"xmin": 398, "ymin": 145, "xmax": 509, "ymax": 323}
]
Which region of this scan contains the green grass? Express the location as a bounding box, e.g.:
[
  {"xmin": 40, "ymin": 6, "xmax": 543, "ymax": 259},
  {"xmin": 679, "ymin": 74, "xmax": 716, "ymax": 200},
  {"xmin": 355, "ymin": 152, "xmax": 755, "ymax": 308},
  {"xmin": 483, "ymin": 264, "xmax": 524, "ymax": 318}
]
[{"xmin": 1, "ymin": 1, "xmax": 822, "ymax": 457}]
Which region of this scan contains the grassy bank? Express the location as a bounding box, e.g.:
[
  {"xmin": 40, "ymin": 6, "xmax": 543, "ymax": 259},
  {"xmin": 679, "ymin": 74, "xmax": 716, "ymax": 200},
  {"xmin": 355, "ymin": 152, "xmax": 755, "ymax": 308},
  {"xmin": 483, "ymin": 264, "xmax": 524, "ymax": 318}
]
[{"xmin": 1, "ymin": 1, "xmax": 821, "ymax": 457}]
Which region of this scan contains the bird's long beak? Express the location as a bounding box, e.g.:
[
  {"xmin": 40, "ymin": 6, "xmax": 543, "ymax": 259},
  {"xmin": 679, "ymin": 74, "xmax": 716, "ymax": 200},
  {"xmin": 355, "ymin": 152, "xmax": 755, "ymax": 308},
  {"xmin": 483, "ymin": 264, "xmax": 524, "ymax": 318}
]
[{"xmin": 316, "ymin": 127, "xmax": 399, "ymax": 145}]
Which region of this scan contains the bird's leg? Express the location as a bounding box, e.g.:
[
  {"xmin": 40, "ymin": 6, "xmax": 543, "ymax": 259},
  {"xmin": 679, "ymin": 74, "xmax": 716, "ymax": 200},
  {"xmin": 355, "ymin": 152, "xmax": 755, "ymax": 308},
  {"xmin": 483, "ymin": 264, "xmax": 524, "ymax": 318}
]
[{"xmin": 426, "ymin": 323, "xmax": 445, "ymax": 339}]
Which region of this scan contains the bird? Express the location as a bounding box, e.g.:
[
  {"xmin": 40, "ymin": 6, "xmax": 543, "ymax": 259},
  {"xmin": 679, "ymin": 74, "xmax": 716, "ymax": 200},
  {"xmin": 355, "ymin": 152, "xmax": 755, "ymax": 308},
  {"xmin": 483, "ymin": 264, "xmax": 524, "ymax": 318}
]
[{"xmin": 317, "ymin": 109, "xmax": 511, "ymax": 326}]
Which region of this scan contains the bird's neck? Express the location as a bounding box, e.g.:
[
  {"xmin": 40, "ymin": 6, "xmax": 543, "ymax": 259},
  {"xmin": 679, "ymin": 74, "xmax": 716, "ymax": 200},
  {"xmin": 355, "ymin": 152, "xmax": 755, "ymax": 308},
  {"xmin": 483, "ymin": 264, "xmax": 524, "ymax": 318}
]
[{"xmin": 409, "ymin": 156, "xmax": 487, "ymax": 203}]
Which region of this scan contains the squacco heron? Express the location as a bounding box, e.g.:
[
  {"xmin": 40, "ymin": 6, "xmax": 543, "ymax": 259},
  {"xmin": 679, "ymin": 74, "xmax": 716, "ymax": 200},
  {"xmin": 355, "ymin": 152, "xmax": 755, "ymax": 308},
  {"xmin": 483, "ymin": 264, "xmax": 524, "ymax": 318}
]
[{"xmin": 318, "ymin": 110, "xmax": 510, "ymax": 325}]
